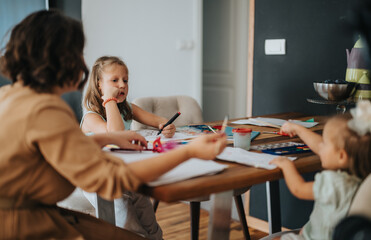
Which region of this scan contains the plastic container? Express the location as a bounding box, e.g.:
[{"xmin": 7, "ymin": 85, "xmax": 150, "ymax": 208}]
[{"xmin": 232, "ymin": 128, "xmax": 252, "ymax": 150}]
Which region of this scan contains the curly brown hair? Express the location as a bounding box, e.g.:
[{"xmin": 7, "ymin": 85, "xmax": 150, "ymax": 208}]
[
  {"xmin": 0, "ymin": 10, "xmax": 88, "ymax": 93},
  {"xmin": 83, "ymin": 56, "xmax": 133, "ymax": 121}
]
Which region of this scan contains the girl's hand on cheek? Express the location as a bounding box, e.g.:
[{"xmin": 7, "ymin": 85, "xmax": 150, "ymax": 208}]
[
  {"xmin": 102, "ymin": 85, "xmax": 120, "ymax": 100},
  {"xmin": 161, "ymin": 124, "xmax": 176, "ymax": 138}
]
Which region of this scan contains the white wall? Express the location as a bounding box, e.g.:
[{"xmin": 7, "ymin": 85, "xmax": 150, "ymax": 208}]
[{"xmin": 82, "ymin": 0, "xmax": 202, "ymax": 105}]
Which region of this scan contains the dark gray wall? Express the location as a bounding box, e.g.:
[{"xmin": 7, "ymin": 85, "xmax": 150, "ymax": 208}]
[
  {"xmin": 0, "ymin": 0, "xmax": 83, "ymax": 121},
  {"xmin": 250, "ymin": 0, "xmax": 353, "ymax": 229},
  {"xmin": 49, "ymin": 0, "xmax": 83, "ymax": 122},
  {"xmin": 0, "ymin": 0, "xmax": 45, "ymax": 87},
  {"xmin": 49, "ymin": 0, "xmax": 81, "ymax": 20},
  {"xmin": 252, "ymin": 0, "xmax": 354, "ymax": 117}
]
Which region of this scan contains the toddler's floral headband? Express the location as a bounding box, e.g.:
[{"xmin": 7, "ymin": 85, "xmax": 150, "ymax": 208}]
[{"xmin": 348, "ymin": 100, "xmax": 371, "ymax": 136}]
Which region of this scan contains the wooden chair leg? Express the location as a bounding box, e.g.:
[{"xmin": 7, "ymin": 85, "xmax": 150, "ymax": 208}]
[
  {"xmin": 190, "ymin": 201, "xmax": 201, "ymax": 240},
  {"xmin": 234, "ymin": 195, "xmax": 251, "ymax": 240},
  {"xmin": 153, "ymin": 199, "xmax": 159, "ymax": 212}
]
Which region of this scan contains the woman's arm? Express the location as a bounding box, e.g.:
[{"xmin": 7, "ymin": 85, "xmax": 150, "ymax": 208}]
[
  {"xmin": 270, "ymin": 157, "xmax": 314, "ymax": 200},
  {"xmin": 89, "ymin": 131, "xmax": 147, "ymax": 149},
  {"xmin": 280, "ymin": 122, "xmax": 322, "ymax": 154},
  {"xmin": 127, "ymin": 133, "xmax": 227, "ymax": 182},
  {"xmin": 90, "ymin": 131, "xmax": 227, "ymax": 183},
  {"xmin": 33, "ymin": 102, "xmax": 226, "ymax": 199},
  {"xmin": 131, "ymin": 103, "xmax": 175, "ymax": 137}
]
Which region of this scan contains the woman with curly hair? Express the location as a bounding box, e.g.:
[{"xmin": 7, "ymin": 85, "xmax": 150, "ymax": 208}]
[{"xmin": 0, "ymin": 10, "xmax": 226, "ymax": 239}]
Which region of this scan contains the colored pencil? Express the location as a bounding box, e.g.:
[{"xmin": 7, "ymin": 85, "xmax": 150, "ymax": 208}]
[
  {"xmin": 207, "ymin": 125, "xmax": 217, "ymax": 134},
  {"xmin": 221, "ymin": 116, "xmax": 228, "ymax": 133}
]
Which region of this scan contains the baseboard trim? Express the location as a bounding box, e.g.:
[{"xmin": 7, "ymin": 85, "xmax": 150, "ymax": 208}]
[{"xmin": 246, "ymin": 216, "xmax": 291, "ymax": 233}]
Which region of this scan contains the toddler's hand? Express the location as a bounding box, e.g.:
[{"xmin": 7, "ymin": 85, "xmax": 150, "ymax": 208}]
[
  {"xmin": 186, "ymin": 133, "xmax": 227, "ymax": 160},
  {"xmin": 269, "ymin": 156, "xmax": 293, "ymax": 169},
  {"xmin": 102, "ymin": 85, "xmax": 120, "ymax": 101},
  {"xmin": 159, "ymin": 123, "xmax": 176, "ymax": 138},
  {"xmin": 280, "ymin": 122, "xmax": 299, "ymax": 137}
]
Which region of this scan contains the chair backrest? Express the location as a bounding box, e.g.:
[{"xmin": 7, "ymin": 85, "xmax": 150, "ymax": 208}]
[
  {"xmin": 131, "ymin": 95, "xmax": 203, "ymax": 130},
  {"xmin": 348, "ymin": 174, "xmax": 371, "ymax": 219},
  {"xmin": 332, "ymin": 174, "xmax": 371, "ymax": 240}
]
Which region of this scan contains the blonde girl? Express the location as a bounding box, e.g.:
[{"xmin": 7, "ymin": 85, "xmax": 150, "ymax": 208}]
[
  {"xmin": 81, "ymin": 56, "xmax": 178, "ymax": 239},
  {"xmin": 269, "ymin": 101, "xmax": 371, "ymax": 240},
  {"xmin": 81, "ymin": 56, "xmax": 175, "ymax": 137}
]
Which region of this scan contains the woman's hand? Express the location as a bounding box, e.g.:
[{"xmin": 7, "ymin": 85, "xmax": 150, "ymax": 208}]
[
  {"xmin": 280, "ymin": 122, "xmax": 300, "ymax": 137},
  {"xmin": 186, "ymin": 133, "xmax": 227, "ymax": 160},
  {"xmin": 91, "ymin": 131, "xmax": 147, "ymax": 150},
  {"xmin": 102, "ymin": 85, "xmax": 120, "ymax": 101},
  {"xmin": 110, "ymin": 131, "xmax": 148, "ymax": 150},
  {"xmin": 159, "ymin": 123, "xmax": 176, "ymax": 138},
  {"xmin": 269, "ymin": 156, "xmax": 293, "ymax": 169}
]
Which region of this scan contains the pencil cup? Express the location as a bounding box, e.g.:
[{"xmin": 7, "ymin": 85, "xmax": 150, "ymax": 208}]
[{"xmin": 232, "ymin": 128, "xmax": 252, "ymax": 150}]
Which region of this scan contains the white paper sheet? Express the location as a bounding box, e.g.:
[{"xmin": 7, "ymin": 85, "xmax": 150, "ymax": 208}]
[
  {"xmin": 231, "ymin": 117, "xmax": 318, "ymax": 128},
  {"xmin": 217, "ymin": 147, "xmax": 297, "ymax": 170},
  {"xmin": 136, "ymin": 129, "xmax": 199, "ymax": 142},
  {"xmin": 109, "ymin": 150, "xmax": 228, "ymax": 186}
]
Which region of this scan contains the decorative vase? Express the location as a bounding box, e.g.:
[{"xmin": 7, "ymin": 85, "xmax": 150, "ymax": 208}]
[{"xmin": 345, "ymin": 38, "xmax": 371, "ymax": 100}]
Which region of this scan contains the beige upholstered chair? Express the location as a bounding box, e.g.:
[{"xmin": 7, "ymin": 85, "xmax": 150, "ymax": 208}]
[
  {"xmin": 332, "ymin": 174, "xmax": 371, "ymax": 239},
  {"xmin": 132, "ymin": 95, "xmax": 251, "ymax": 240},
  {"xmin": 348, "ymin": 174, "xmax": 371, "ymax": 218},
  {"xmin": 131, "ymin": 95, "xmax": 203, "ymax": 130}
]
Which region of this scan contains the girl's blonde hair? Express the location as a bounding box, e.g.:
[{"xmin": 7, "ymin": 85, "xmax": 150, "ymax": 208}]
[
  {"xmin": 331, "ymin": 114, "xmax": 371, "ymax": 180},
  {"xmin": 83, "ymin": 56, "xmax": 133, "ymax": 121}
]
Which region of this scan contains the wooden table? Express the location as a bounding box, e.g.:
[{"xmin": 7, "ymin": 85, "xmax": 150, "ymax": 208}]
[{"xmin": 97, "ymin": 112, "xmax": 326, "ymax": 239}]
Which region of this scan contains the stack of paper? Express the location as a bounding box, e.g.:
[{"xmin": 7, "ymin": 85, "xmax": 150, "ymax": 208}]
[
  {"xmin": 109, "ymin": 151, "xmax": 228, "ymax": 186},
  {"xmin": 217, "ymin": 147, "xmax": 297, "ymax": 170},
  {"xmin": 231, "ymin": 117, "xmax": 318, "ymax": 128}
]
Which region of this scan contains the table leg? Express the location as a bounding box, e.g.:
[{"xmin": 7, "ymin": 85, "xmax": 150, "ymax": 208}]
[
  {"xmin": 266, "ymin": 181, "xmax": 282, "ymax": 234},
  {"xmin": 96, "ymin": 194, "xmax": 116, "ymax": 225},
  {"xmin": 207, "ymin": 190, "xmax": 233, "ymax": 240}
]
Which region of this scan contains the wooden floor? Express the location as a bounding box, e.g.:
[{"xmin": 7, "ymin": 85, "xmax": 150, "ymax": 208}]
[{"xmin": 156, "ymin": 202, "xmax": 268, "ymax": 240}]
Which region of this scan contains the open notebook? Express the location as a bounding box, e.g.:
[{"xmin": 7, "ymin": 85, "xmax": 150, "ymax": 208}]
[
  {"xmin": 217, "ymin": 147, "xmax": 297, "ymax": 170},
  {"xmin": 108, "ymin": 150, "xmax": 228, "ymax": 186}
]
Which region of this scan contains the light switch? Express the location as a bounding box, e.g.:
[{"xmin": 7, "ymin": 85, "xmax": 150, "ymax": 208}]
[
  {"xmin": 176, "ymin": 40, "xmax": 194, "ymax": 51},
  {"xmin": 265, "ymin": 39, "xmax": 286, "ymax": 55}
]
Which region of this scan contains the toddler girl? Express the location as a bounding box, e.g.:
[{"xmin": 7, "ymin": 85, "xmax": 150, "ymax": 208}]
[
  {"xmin": 81, "ymin": 56, "xmax": 176, "ymax": 137},
  {"xmin": 81, "ymin": 56, "xmax": 178, "ymax": 239},
  {"xmin": 270, "ymin": 101, "xmax": 371, "ymax": 240}
]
